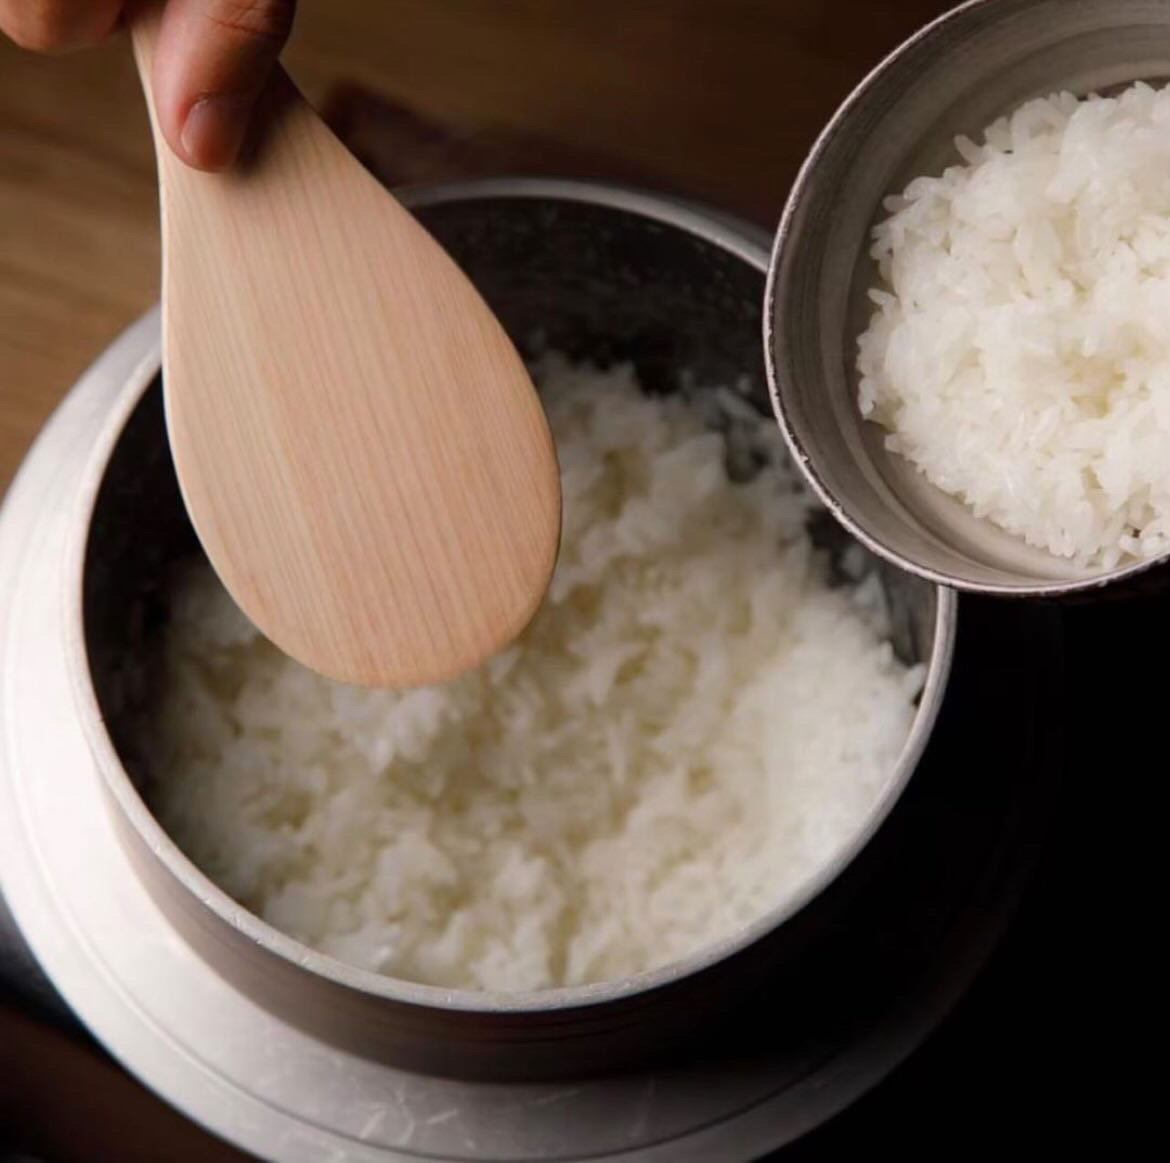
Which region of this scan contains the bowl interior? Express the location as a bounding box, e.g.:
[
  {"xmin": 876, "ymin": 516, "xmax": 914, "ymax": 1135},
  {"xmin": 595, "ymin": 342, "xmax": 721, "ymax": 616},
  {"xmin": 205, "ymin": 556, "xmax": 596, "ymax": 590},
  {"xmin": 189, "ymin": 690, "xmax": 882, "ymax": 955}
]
[
  {"xmin": 768, "ymin": 0, "xmax": 1170, "ymax": 593},
  {"xmin": 83, "ymin": 192, "xmax": 942, "ymax": 1011}
]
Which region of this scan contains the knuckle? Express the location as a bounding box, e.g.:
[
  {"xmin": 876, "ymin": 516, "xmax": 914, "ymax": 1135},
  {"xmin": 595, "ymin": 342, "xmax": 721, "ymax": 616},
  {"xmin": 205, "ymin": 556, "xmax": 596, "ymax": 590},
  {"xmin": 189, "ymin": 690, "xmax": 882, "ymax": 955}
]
[{"xmin": 203, "ymin": 0, "xmax": 293, "ymax": 45}]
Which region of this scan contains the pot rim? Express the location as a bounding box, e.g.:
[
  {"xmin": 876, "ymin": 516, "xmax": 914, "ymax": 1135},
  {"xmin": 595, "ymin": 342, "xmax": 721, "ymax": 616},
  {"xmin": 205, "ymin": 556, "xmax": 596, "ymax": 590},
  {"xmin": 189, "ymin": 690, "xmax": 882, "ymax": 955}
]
[{"xmin": 63, "ymin": 176, "xmax": 958, "ymax": 1017}]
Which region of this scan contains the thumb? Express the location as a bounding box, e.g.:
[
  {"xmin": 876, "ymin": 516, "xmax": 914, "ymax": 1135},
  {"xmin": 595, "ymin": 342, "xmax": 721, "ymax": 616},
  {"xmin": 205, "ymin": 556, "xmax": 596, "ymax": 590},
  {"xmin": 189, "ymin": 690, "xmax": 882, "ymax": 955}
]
[{"xmin": 150, "ymin": 0, "xmax": 296, "ymax": 171}]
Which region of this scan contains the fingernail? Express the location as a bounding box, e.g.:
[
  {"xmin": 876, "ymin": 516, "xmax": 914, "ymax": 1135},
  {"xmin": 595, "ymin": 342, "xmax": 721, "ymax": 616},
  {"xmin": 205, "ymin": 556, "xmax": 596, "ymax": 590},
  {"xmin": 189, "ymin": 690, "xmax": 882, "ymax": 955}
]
[{"xmin": 180, "ymin": 94, "xmax": 251, "ymax": 171}]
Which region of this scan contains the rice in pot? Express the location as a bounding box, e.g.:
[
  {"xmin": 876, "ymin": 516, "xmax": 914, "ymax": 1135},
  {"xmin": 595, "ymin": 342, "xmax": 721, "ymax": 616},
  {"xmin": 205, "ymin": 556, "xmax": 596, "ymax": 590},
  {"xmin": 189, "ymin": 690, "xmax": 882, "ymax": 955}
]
[{"xmin": 143, "ymin": 355, "xmax": 924, "ymax": 992}]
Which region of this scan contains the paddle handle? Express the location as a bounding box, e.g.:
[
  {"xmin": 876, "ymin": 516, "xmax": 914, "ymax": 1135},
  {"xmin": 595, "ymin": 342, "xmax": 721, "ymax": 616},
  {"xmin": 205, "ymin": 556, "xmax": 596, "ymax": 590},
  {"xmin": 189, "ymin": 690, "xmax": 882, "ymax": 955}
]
[{"xmin": 128, "ymin": 1, "xmax": 163, "ymax": 120}]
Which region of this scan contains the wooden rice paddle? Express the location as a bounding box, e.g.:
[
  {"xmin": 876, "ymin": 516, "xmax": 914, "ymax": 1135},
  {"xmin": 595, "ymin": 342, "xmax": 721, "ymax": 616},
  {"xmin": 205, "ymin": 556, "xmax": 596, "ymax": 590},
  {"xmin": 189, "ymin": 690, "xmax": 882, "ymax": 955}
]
[{"xmin": 129, "ymin": 6, "xmax": 561, "ymax": 688}]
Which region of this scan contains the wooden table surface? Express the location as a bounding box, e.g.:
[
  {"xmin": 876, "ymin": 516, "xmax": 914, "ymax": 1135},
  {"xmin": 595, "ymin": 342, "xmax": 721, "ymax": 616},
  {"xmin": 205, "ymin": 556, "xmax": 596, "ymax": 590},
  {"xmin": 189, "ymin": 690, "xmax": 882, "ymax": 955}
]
[
  {"xmin": 0, "ymin": 0, "xmax": 954, "ymax": 495},
  {"xmin": 1, "ymin": 3, "xmax": 958, "ymax": 1159}
]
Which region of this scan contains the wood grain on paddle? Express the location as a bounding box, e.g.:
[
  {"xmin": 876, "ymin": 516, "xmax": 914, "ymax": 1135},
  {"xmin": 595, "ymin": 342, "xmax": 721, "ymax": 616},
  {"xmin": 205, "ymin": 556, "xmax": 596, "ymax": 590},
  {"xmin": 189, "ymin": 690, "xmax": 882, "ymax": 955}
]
[{"xmin": 131, "ymin": 9, "xmax": 561, "ymax": 688}]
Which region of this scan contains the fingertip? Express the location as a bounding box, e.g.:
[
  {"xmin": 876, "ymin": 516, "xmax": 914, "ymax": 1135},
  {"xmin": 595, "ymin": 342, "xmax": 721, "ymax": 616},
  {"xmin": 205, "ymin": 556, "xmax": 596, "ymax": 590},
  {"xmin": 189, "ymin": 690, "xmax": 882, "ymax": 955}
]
[
  {"xmin": 176, "ymin": 92, "xmax": 252, "ymax": 170},
  {"xmin": 3, "ymin": 0, "xmax": 121, "ymax": 53},
  {"xmin": 148, "ymin": 0, "xmax": 294, "ymax": 171}
]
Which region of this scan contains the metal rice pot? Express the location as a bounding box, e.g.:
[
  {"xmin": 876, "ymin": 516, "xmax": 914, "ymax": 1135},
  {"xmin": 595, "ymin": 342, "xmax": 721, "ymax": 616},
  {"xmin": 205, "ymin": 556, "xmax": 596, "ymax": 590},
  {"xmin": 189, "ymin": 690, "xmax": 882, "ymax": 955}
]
[{"xmin": 0, "ymin": 180, "xmax": 955, "ymax": 1155}]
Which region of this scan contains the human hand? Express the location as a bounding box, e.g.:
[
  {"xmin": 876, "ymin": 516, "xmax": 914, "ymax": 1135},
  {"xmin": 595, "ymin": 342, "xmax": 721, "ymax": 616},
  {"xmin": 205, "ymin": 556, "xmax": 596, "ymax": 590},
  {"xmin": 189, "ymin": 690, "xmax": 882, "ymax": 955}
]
[{"xmin": 0, "ymin": 1, "xmax": 297, "ymax": 170}]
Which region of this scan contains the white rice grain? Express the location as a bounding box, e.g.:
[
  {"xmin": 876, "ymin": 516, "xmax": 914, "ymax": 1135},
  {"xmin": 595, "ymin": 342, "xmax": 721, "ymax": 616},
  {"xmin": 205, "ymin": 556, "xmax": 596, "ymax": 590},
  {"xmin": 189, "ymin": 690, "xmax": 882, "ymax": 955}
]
[
  {"xmin": 858, "ymin": 83, "xmax": 1170, "ymax": 568},
  {"xmin": 145, "ymin": 355, "xmax": 922, "ymax": 992}
]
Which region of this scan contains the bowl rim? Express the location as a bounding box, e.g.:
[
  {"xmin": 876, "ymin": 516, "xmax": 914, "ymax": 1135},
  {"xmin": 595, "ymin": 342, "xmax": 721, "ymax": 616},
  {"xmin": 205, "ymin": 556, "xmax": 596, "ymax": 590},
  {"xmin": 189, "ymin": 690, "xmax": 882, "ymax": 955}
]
[
  {"xmin": 763, "ymin": 0, "xmax": 1170, "ymax": 598},
  {"xmin": 64, "ymin": 175, "xmax": 958, "ymax": 1016}
]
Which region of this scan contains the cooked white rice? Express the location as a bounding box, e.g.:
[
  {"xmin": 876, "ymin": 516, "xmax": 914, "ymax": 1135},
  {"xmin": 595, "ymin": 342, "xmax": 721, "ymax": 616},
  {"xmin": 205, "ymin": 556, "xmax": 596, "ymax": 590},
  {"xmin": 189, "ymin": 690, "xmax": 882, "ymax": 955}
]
[
  {"xmin": 858, "ymin": 82, "xmax": 1170, "ymax": 568},
  {"xmin": 144, "ymin": 355, "xmax": 923, "ymax": 992}
]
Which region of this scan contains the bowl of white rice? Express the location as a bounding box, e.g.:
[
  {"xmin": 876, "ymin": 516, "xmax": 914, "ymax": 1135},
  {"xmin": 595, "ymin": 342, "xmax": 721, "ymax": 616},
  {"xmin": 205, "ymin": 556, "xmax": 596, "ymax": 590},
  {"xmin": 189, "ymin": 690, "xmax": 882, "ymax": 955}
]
[
  {"xmin": 69, "ymin": 180, "xmax": 954, "ymax": 1081},
  {"xmin": 766, "ymin": 0, "xmax": 1170, "ymax": 595}
]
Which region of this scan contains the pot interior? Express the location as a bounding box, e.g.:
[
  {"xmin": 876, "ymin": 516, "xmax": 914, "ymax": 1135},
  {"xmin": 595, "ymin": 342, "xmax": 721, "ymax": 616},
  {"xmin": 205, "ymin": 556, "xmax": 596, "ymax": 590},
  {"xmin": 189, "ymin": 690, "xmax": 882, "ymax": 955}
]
[{"xmin": 82, "ymin": 193, "xmax": 941, "ymax": 1018}]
